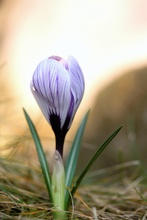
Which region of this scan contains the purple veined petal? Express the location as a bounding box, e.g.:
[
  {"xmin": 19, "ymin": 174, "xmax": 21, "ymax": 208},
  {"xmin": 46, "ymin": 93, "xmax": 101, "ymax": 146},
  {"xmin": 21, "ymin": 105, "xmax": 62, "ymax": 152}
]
[
  {"xmin": 49, "ymin": 56, "xmax": 69, "ymax": 70},
  {"xmin": 30, "ymin": 82, "xmax": 50, "ymax": 122},
  {"xmin": 67, "ymin": 56, "xmax": 85, "ymax": 127},
  {"xmin": 30, "ymin": 55, "xmax": 85, "ymax": 157},
  {"xmin": 48, "ymin": 55, "xmax": 62, "ymax": 61},
  {"xmin": 59, "ymin": 59, "xmax": 69, "ymax": 71},
  {"xmin": 31, "ymin": 59, "xmax": 71, "ymax": 128},
  {"xmin": 68, "ymin": 56, "xmax": 85, "ymax": 98}
]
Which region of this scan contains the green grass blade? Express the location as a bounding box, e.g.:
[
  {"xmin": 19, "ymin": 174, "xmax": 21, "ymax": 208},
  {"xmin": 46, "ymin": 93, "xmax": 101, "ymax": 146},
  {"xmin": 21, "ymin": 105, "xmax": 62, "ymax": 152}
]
[
  {"xmin": 23, "ymin": 108, "xmax": 53, "ymax": 203},
  {"xmin": 65, "ymin": 110, "xmax": 90, "ymax": 209},
  {"xmin": 69, "ymin": 125, "xmax": 123, "ymax": 206}
]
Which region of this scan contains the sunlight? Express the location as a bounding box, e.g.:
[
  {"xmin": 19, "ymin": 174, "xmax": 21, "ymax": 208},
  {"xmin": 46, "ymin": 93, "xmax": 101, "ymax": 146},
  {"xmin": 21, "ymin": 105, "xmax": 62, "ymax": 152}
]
[{"xmin": 1, "ymin": 0, "xmax": 147, "ymax": 138}]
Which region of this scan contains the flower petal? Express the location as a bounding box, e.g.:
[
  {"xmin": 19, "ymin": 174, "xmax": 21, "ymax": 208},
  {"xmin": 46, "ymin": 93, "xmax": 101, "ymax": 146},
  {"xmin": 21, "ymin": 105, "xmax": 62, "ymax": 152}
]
[
  {"xmin": 30, "ymin": 81, "xmax": 50, "ymax": 122},
  {"xmin": 67, "ymin": 56, "xmax": 85, "ymax": 126},
  {"xmin": 31, "ymin": 59, "xmax": 71, "ymax": 128}
]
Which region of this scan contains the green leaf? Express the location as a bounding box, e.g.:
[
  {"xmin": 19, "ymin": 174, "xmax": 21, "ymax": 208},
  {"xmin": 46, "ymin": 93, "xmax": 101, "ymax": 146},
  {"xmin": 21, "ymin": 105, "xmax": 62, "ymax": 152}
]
[
  {"xmin": 68, "ymin": 125, "xmax": 123, "ymax": 208},
  {"xmin": 65, "ymin": 110, "xmax": 90, "ymax": 209},
  {"xmin": 23, "ymin": 108, "xmax": 53, "ymax": 203}
]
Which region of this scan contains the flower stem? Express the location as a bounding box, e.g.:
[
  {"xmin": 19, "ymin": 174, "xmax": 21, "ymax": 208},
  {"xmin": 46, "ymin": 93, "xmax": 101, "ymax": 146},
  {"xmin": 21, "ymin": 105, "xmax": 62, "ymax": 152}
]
[
  {"xmin": 55, "ymin": 133, "xmax": 65, "ymax": 157},
  {"xmin": 52, "ymin": 150, "xmax": 67, "ymax": 219}
]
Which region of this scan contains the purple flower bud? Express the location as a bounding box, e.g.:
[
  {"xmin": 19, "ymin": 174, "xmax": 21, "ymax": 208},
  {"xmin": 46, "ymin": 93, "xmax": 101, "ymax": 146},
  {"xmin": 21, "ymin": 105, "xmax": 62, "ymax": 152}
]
[{"xmin": 30, "ymin": 56, "xmax": 84, "ymax": 156}]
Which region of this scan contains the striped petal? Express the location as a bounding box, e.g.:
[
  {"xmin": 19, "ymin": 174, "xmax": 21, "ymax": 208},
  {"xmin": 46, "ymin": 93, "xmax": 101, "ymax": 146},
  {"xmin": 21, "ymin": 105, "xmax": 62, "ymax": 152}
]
[
  {"xmin": 31, "ymin": 59, "xmax": 71, "ymax": 128},
  {"xmin": 30, "ymin": 55, "xmax": 85, "ymax": 156},
  {"xmin": 67, "ymin": 56, "xmax": 85, "ymax": 127}
]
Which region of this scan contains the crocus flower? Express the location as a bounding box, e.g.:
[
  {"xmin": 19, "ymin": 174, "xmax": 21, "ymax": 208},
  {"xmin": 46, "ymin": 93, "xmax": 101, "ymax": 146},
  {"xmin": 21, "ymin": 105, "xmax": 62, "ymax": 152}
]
[{"xmin": 30, "ymin": 56, "xmax": 84, "ymax": 157}]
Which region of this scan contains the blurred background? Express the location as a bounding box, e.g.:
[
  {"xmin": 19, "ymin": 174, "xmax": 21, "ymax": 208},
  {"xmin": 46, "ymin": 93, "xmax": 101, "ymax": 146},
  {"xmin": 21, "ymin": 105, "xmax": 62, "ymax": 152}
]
[{"xmin": 0, "ymin": 0, "xmax": 147, "ymax": 171}]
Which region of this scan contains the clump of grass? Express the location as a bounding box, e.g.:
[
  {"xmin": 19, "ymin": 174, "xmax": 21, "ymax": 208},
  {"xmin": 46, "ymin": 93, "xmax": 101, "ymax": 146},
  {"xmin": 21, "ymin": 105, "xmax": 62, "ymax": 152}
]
[{"xmin": 0, "ymin": 153, "xmax": 146, "ymax": 220}]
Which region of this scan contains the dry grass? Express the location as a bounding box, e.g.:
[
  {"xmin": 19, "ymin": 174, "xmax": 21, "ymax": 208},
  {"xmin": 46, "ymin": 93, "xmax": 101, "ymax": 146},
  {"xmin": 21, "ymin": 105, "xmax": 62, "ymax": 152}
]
[{"xmin": 0, "ymin": 152, "xmax": 146, "ymax": 220}]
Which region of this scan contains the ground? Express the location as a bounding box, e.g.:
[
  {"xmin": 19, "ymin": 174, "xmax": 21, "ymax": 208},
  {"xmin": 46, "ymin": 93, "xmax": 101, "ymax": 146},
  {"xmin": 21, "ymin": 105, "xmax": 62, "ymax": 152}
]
[{"xmin": 0, "ymin": 155, "xmax": 146, "ymax": 220}]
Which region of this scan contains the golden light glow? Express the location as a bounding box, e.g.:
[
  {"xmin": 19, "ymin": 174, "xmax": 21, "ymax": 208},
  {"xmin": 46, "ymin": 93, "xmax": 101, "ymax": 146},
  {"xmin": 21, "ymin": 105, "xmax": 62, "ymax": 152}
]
[{"xmin": 1, "ymin": 0, "xmax": 147, "ymax": 143}]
